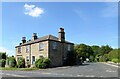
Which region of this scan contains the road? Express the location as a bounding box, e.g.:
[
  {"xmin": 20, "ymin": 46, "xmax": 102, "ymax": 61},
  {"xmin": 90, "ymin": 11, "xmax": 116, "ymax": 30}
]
[{"xmin": 0, "ymin": 62, "xmax": 119, "ymax": 77}]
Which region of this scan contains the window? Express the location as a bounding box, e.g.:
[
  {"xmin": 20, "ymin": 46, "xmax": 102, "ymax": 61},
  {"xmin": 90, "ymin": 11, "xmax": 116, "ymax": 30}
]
[
  {"xmin": 68, "ymin": 44, "xmax": 71, "ymax": 51},
  {"xmin": 18, "ymin": 47, "xmax": 21, "ymax": 53},
  {"xmin": 32, "ymin": 56, "xmax": 35, "ymax": 65},
  {"xmin": 39, "ymin": 55, "xmax": 43, "ymax": 59},
  {"xmin": 26, "ymin": 45, "xmax": 30, "ymax": 52},
  {"xmin": 17, "ymin": 57, "xmax": 22, "ymax": 61},
  {"xmin": 26, "ymin": 56, "xmax": 29, "ymax": 61},
  {"xmin": 53, "ymin": 42, "xmax": 57, "ymax": 49},
  {"xmin": 39, "ymin": 43, "xmax": 44, "ymax": 50}
]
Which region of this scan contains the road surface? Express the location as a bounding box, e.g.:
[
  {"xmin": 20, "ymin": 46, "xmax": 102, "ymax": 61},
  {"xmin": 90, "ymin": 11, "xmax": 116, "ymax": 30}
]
[{"xmin": 0, "ymin": 62, "xmax": 119, "ymax": 77}]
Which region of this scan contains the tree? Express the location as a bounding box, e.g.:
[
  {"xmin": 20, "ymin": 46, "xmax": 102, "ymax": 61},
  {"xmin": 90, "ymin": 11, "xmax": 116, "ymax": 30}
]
[
  {"xmin": 91, "ymin": 45, "xmax": 100, "ymax": 56},
  {"xmin": 108, "ymin": 49, "xmax": 119, "ymax": 61},
  {"xmin": 99, "ymin": 45, "xmax": 113, "ymax": 55},
  {"xmin": 74, "ymin": 44, "xmax": 94, "ymax": 62},
  {"xmin": 0, "ymin": 59, "xmax": 6, "ymax": 67},
  {"xmin": 0, "ymin": 53, "xmax": 6, "ymax": 60},
  {"xmin": 8, "ymin": 56, "xmax": 17, "ymax": 67}
]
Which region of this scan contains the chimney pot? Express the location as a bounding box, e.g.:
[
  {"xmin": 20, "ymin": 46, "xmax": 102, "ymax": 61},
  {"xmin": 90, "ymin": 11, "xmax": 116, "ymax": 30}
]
[
  {"xmin": 22, "ymin": 37, "xmax": 26, "ymax": 43},
  {"xmin": 32, "ymin": 33, "xmax": 38, "ymax": 40}
]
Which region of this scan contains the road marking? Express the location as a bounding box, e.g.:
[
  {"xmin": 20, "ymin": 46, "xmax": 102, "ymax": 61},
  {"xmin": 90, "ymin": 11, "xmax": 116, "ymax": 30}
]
[
  {"xmin": 106, "ymin": 70, "xmax": 117, "ymax": 72},
  {"xmin": 103, "ymin": 62, "xmax": 119, "ymax": 68},
  {"xmin": 1, "ymin": 73, "xmax": 27, "ymax": 77},
  {"xmin": 42, "ymin": 72, "xmax": 51, "ymax": 74},
  {"xmin": 77, "ymin": 74, "xmax": 83, "ymax": 77},
  {"xmin": 85, "ymin": 75, "xmax": 95, "ymax": 77}
]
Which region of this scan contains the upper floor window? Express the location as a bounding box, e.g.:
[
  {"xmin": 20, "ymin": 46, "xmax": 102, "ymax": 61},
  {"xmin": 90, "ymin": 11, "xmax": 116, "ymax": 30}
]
[
  {"xmin": 53, "ymin": 42, "xmax": 57, "ymax": 49},
  {"xmin": 26, "ymin": 45, "xmax": 30, "ymax": 52},
  {"xmin": 18, "ymin": 47, "xmax": 21, "ymax": 53},
  {"xmin": 39, "ymin": 43, "xmax": 44, "ymax": 50},
  {"xmin": 68, "ymin": 44, "xmax": 71, "ymax": 51}
]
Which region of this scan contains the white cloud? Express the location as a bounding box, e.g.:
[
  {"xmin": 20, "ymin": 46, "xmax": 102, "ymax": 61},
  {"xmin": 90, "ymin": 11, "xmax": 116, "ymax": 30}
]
[
  {"xmin": 101, "ymin": 3, "xmax": 118, "ymax": 17},
  {"xmin": 0, "ymin": 47, "xmax": 14, "ymax": 56},
  {"xmin": 24, "ymin": 4, "xmax": 44, "ymax": 17}
]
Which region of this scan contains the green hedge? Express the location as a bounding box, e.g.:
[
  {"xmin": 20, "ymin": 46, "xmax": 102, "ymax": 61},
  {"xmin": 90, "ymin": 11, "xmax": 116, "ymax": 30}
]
[
  {"xmin": 9, "ymin": 57, "xmax": 17, "ymax": 67},
  {"xmin": 0, "ymin": 59, "xmax": 6, "ymax": 67},
  {"xmin": 17, "ymin": 58, "xmax": 25, "ymax": 68},
  {"xmin": 112, "ymin": 58, "xmax": 119, "ymax": 63},
  {"xmin": 35, "ymin": 57, "xmax": 50, "ymax": 69}
]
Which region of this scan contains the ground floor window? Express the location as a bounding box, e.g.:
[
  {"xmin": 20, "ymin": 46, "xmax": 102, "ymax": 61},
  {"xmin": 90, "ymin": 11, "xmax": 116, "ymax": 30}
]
[{"xmin": 32, "ymin": 56, "xmax": 35, "ymax": 65}]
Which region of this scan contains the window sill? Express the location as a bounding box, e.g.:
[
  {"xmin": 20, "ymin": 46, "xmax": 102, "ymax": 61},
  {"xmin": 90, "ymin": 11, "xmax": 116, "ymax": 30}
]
[{"xmin": 39, "ymin": 49, "xmax": 44, "ymax": 51}]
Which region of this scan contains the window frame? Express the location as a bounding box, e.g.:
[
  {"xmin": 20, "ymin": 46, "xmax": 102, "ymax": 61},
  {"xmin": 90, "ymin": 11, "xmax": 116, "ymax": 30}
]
[
  {"xmin": 26, "ymin": 45, "xmax": 30, "ymax": 53},
  {"xmin": 68, "ymin": 44, "xmax": 71, "ymax": 51},
  {"xmin": 26, "ymin": 56, "xmax": 29, "ymax": 61},
  {"xmin": 18, "ymin": 47, "xmax": 21, "ymax": 53},
  {"xmin": 39, "ymin": 43, "xmax": 44, "ymax": 51},
  {"xmin": 53, "ymin": 42, "xmax": 57, "ymax": 50}
]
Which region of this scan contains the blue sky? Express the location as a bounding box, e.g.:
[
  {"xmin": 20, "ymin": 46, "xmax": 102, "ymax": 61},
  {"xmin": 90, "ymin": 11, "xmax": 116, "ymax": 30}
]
[{"xmin": 1, "ymin": 2, "xmax": 118, "ymax": 56}]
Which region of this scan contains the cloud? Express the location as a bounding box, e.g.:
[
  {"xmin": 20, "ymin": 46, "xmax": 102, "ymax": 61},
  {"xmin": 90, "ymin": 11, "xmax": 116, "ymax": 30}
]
[
  {"xmin": 24, "ymin": 4, "xmax": 44, "ymax": 17},
  {"xmin": 101, "ymin": 3, "xmax": 118, "ymax": 17},
  {"xmin": 0, "ymin": 47, "xmax": 14, "ymax": 56}
]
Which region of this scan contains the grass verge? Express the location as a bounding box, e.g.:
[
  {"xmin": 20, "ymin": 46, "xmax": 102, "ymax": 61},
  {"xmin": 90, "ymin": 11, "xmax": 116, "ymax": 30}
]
[{"xmin": 0, "ymin": 67, "xmax": 39, "ymax": 71}]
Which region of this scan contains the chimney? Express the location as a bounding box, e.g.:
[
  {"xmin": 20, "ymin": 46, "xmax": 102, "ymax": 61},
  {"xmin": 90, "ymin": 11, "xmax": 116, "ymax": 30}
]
[
  {"xmin": 22, "ymin": 37, "xmax": 26, "ymax": 44},
  {"xmin": 32, "ymin": 33, "xmax": 38, "ymax": 40},
  {"xmin": 19, "ymin": 43, "xmax": 22, "ymax": 45},
  {"xmin": 58, "ymin": 28, "xmax": 65, "ymax": 42}
]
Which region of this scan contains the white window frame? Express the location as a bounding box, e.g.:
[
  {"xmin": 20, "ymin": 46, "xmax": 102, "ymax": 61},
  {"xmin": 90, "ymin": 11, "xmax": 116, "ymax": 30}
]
[
  {"xmin": 26, "ymin": 45, "xmax": 30, "ymax": 53},
  {"xmin": 39, "ymin": 43, "xmax": 44, "ymax": 50},
  {"xmin": 18, "ymin": 47, "xmax": 21, "ymax": 53}
]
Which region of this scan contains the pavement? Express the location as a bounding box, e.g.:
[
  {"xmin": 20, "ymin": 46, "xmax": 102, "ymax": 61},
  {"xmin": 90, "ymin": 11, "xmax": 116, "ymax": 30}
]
[{"xmin": 0, "ymin": 62, "xmax": 119, "ymax": 78}]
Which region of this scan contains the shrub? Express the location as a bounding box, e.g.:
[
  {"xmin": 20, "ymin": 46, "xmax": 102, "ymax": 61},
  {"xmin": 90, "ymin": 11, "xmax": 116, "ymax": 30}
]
[
  {"xmin": 89, "ymin": 55, "xmax": 94, "ymax": 62},
  {"xmin": 35, "ymin": 57, "xmax": 50, "ymax": 69},
  {"xmin": 9, "ymin": 57, "xmax": 17, "ymax": 67},
  {"xmin": 108, "ymin": 49, "xmax": 118, "ymax": 61},
  {"xmin": 112, "ymin": 58, "xmax": 119, "ymax": 63},
  {"xmin": 0, "ymin": 59, "xmax": 6, "ymax": 67},
  {"xmin": 17, "ymin": 58, "xmax": 25, "ymax": 68}
]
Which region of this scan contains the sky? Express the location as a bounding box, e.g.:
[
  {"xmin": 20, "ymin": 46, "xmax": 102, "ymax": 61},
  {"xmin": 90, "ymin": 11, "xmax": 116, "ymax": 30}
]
[{"xmin": 1, "ymin": 2, "xmax": 118, "ymax": 56}]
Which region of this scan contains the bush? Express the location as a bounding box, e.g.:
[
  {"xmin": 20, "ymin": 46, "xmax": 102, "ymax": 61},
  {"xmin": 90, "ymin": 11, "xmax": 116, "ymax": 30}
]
[
  {"xmin": 9, "ymin": 57, "xmax": 17, "ymax": 67},
  {"xmin": 0, "ymin": 59, "xmax": 6, "ymax": 67},
  {"xmin": 112, "ymin": 58, "xmax": 119, "ymax": 63},
  {"xmin": 35, "ymin": 57, "xmax": 50, "ymax": 69},
  {"xmin": 108, "ymin": 49, "xmax": 118, "ymax": 61},
  {"xmin": 17, "ymin": 58, "xmax": 25, "ymax": 68}
]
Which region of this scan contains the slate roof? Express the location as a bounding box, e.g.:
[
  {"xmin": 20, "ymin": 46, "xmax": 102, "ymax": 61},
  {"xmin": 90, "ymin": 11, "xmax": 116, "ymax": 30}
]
[{"xmin": 16, "ymin": 35, "xmax": 74, "ymax": 47}]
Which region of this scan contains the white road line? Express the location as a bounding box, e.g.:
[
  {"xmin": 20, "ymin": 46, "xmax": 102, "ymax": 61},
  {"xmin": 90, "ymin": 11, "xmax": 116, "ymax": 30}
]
[
  {"xmin": 106, "ymin": 70, "xmax": 117, "ymax": 72},
  {"xmin": 85, "ymin": 75, "xmax": 95, "ymax": 77},
  {"xmin": 77, "ymin": 74, "xmax": 84, "ymax": 77},
  {"xmin": 103, "ymin": 62, "xmax": 119, "ymax": 68}
]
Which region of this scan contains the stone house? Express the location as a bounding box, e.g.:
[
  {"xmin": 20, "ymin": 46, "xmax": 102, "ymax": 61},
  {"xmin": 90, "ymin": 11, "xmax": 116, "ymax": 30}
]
[{"xmin": 15, "ymin": 28, "xmax": 74, "ymax": 67}]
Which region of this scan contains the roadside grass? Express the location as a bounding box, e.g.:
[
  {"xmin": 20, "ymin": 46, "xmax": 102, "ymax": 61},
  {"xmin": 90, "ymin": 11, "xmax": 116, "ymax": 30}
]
[{"xmin": 0, "ymin": 67, "xmax": 39, "ymax": 71}]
